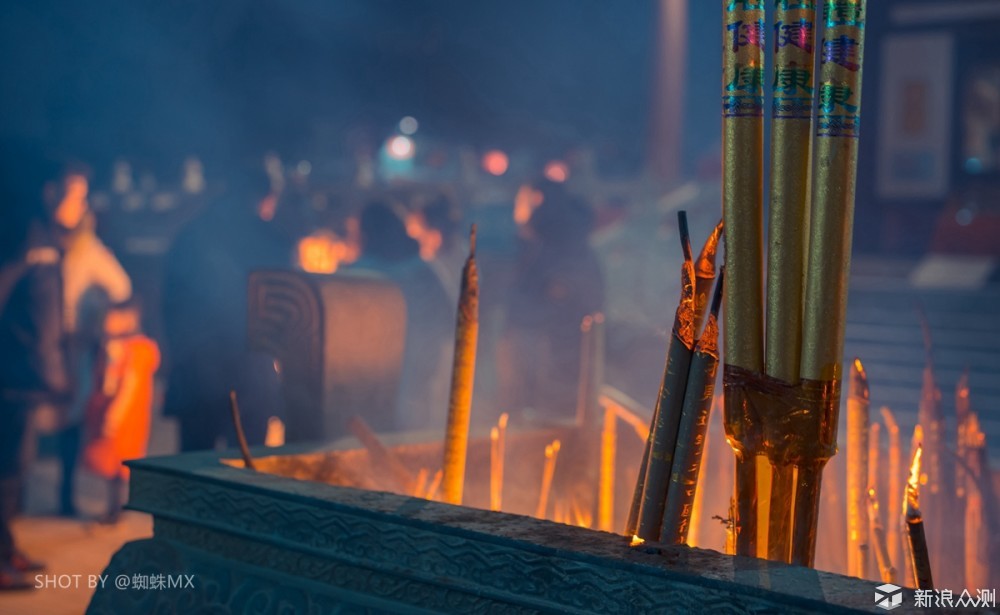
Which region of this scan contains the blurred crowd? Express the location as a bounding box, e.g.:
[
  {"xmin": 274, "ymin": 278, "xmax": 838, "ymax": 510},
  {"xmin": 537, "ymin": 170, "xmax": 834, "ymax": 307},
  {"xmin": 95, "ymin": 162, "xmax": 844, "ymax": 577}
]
[{"xmin": 0, "ymin": 141, "xmax": 677, "ymax": 590}]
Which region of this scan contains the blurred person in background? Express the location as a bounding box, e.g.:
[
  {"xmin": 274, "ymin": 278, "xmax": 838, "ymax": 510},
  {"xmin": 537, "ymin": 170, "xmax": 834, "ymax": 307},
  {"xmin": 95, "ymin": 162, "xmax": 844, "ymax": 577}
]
[
  {"xmin": 82, "ymin": 297, "xmax": 159, "ymax": 524},
  {"xmin": 162, "ymin": 162, "xmax": 289, "ymax": 451},
  {"xmin": 0, "ymin": 150, "xmax": 72, "ymax": 590},
  {"xmin": 53, "ymin": 164, "xmax": 132, "ymax": 517},
  {"xmin": 351, "ymin": 201, "xmax": 453, "ymax": 431},
  {"xmin": 498, "ymin": 191, "xmax": 605, "ymax": 419}
]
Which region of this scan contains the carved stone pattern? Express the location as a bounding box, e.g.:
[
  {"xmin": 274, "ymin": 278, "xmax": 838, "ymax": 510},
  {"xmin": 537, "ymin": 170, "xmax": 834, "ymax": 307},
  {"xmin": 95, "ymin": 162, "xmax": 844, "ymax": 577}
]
[
  {"xmin": 247, "ymin": 271, "xmax": 323, "ymax": 441},
  {"xmin": 131, "ymin": 473, "xmax": 820, "ymax": 614}
]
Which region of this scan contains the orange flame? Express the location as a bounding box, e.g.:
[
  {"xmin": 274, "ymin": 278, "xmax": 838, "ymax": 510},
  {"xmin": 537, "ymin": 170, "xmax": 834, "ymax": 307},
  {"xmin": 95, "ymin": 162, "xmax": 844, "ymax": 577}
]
[
  {"xmin": 297, "ymin": 231, "xmax": 354, "ymax": 274},
  {"xmin": 630, "ymin": 535, "xmax": 645, "ymax": 547},
  {"xmin": 905, "ymin": 444, "xmax": 923, "ymax": 517}
]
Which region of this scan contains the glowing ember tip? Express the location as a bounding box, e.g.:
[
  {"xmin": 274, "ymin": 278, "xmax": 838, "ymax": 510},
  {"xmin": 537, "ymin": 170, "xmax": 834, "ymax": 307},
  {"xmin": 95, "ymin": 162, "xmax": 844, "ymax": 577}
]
[{"xmin": 630, "ymin": 535, "xmax": 645, "ymax": 547}]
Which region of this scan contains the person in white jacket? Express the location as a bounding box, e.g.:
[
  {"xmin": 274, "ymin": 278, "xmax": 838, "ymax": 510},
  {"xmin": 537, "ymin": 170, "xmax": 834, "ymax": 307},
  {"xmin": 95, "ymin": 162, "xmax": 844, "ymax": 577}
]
[{"xmin": 56, "ymin": 186, "xmax": 132, "ymax": 517}]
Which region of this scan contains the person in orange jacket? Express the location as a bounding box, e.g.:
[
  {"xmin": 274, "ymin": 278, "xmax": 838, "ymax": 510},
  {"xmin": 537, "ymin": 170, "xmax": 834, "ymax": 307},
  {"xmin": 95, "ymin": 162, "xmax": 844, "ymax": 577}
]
[{"xmin": 82, "ymin": 297, "xmax": 159, "ymax": 523}]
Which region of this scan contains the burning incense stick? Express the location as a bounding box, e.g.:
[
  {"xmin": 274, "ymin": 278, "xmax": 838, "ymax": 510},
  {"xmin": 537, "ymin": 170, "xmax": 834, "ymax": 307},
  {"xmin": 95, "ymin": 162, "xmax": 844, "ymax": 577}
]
[
  {"xmin": 905, "ymin": 445, "xmax": 934, "ymax": 589},
  {"xmin": 846, "ymin": 359, "xmax": 870, "ymax": 579},
  {"xmin": 721, "ymin": 0, "xmax": 766, "ymax": 559},
  {"xmin": 490, "ymin": 427, "xmax": 501, "ymax": 511},
  {"xmin": 868, "ymin": 487, "xmax": 896, "ymax": 584},
  {"xmin": 636, "ymin": 212, "xmax": 696, "ymax": 542},
  {"xmin": 955, "ymin": 369, "xmax": 970, "ymax": 500},
  {"xmin": 575, "ymin": 315, "xmax": 595, "ymax": 426},
  {"xmin": 426, "ymin": 469, "xmax": 443, "ymax": 501},
  {"xmin": 599, "ymin": 406, "xmax": 617, "ymax": 532},
  {"xmin": 962, "ymin": 413, "xmax": 989, "ymax": 590},
  {"xmin": 497, "ymin": 413, "xmax": 508, "ymax": 508},
  {"xmin": 349, "ymin": 415, "xmax": 415, "ymax": 493},
  {"xmin": 869, "ymin": 422, "xmax": 881, "ymax": 504},
  {"xmin": 694, "ymin": 220, "xmax": 723, "ymax": 336},
  {"xmin": 868, "ymin": 421, "xmax": 881, "ymax": 576},
  {"xmin": 662, "ymin": 270, "xmax": 724, "ymax": 545},
  {"xmin": 880, "ymin": 407, "xmax": 902, "ymax": 575},
  {"xmin": 536, "ymin": 440, "xmax": 561, "ymax": 519},
  {"xmin": 412, "ymin": 468, "xmax": 429, "ymax": 499},
  {"xmin": 794, "ymin": 0, "xmax": 868, "ymax": 568},
  {"xmin": 441, "ymin": 225, "xmax": 480, "ymax": 505},
  {"xmin": 228, "ymin": 390, "xmax": 256, "ymax": 471}
]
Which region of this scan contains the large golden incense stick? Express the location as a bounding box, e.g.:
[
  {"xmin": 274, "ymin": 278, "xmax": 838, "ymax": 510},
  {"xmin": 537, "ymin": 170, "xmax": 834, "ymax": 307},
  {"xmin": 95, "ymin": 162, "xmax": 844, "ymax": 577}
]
[
  {"xmin": 794, "ymin": 0, "xmax": 868, "ymax": 568},
  {"xmin": 662, "ymin": 270, "xmax": 724, "ymax": 545},
  {"xmin": 765, "ymin": 1, "xmax": 818, "ymax": 560},
  {"xmin": 441, "ymin": 225, "xmax": 480, "ymax": 505},
  {"xmin": 905, "ymin": 445, "xmax": 934, "ymax": 589},
  {"xmin": 694, "ymin": 220, "xmax": 724, "ymax": 336},
  {"xmin": 880, "ymin": 407, "xmax": 902, "ymax": 575},
  {"xmin": 636, "ymin": 212, "xmax": 697, "ymax": 542},
  {"xmin": 599, "ymin": 405, "xmax": 617, "ymax": 532},
  {"xmin": 721, "ymin": 0, "xmax": 765, "ymax": 559},
  {"xmin": 846, "ymin": 359, "xmax": 870, "ymax": 579},
  {"xmin": 536, "ymin": 440, "xmax": 561, "ymax": 519},
  {"xmin": 868, "ymin": 488, "xmax": 896, "ymax": 584}
]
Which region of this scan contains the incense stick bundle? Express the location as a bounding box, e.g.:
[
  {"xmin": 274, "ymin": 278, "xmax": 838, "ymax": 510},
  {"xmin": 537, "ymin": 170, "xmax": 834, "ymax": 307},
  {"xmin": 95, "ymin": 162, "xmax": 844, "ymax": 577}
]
[
  {"xmin": 536, "ymin": 440, "xmax": 561, "ymax": 519},
  {"xmin": 441, "ymin": 226, "xmax": 480, "ymax": 505},
  {"xmin": 764, "ymin": 0, "xmax": 817, "ymax": 562},
  {"xmin": 721, "ymin": 0, "xmax": 766, "ymax": 560},
  {"xmin": 846, "ymin": 359, "xmax": 870, "ymax": 579},
  {"xmin": 635, "ymin": 212, "xmax": 697, "ymax": 542},
  {"xmin": 599, "ymin": 405, "xmax": 617, "ymax": 532},
  {"xmin": 868, "ymin": 487, "xmax": 896, "ymax": 584},
  {"xmin": 905, "ymin": 445, "xmax": 934, "ymax": 589},
  {"xmin": 880, "ymin": 407, "xmax": 902, "ymax": 575},
  {"xmin": 662, "ymin": 270, "xmax": 724, "ymax": 545},
  {"xmin": 794, "ymin": 0, "xmax": 868, "ymax": 568}
]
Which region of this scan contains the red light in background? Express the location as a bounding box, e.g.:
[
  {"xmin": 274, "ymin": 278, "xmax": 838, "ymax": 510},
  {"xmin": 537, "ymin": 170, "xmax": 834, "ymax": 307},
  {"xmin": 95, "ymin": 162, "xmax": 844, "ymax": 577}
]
[
  {"xmin": 482, "ymin": 150, "xmax": 509, "ymax": 176},
  {"xmin": 544, "ymin": 160, "xmax": 569, "ymax": 183}
]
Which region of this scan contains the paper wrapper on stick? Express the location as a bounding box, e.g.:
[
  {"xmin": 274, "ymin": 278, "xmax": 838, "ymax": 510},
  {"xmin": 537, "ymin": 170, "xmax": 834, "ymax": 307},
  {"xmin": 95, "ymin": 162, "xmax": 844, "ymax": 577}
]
[
  {"xmin": 635, "ymin": 214, "xmax": 696, "ymax": 542},
  {"xmin": 662, "ymin": 272, "xmax": 723, "ymax": 544}
]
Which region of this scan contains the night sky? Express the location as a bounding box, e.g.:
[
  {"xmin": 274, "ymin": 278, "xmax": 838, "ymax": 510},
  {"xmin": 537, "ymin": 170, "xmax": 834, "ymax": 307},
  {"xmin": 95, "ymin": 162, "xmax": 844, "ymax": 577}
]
[{"xmin": 0, "ymin": 1, "xmax": 729, "ymax": 179}]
